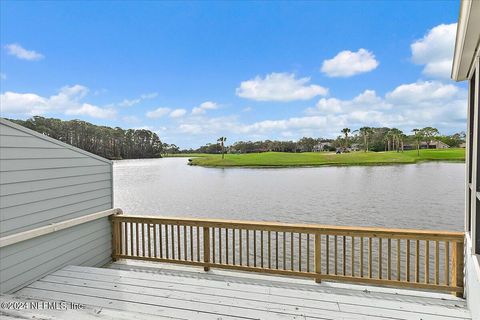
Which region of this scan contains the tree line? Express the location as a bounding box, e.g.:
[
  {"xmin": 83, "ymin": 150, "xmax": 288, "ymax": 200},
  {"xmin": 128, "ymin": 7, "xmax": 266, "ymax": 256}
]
[
  {"xmin": 182, "ymin": 127, "xmax": 465, "ymax": 154},
  {"xmin": 8, "ymin": 116, "xmax": 166, "ymax": 160}
]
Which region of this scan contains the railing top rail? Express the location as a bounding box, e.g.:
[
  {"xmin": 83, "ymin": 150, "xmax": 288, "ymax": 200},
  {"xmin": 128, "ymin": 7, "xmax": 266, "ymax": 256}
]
[{"xmin": 112, "ymin": 214, "xmax": 464, "ymax": 241}]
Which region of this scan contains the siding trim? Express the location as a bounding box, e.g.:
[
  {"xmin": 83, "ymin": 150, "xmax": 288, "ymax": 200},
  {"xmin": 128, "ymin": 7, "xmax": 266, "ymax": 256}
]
[{"xmin": 0, "ymin": 208, "xmax": 122, "ymax": 248}]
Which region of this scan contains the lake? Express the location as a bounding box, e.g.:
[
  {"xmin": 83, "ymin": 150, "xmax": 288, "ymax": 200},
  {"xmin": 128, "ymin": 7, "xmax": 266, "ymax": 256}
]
[{"xmin": 114, "ymin": 158, "xmax": 465, "ymax": 231}]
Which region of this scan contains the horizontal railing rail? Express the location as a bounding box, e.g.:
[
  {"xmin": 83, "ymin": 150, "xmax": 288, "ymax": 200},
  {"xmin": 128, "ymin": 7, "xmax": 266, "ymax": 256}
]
[{"xmin": 111, "ymin": 215, "xmax": 464, "ymax": 296}]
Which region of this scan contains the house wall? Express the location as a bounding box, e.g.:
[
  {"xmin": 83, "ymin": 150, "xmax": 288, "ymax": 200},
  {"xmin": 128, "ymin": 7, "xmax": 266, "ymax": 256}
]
[
  {"xmin": 464, "ymin": 48, "xmax": 480, "ymax": 319},
  {"xmin": 0, "ymin": 118, "xmax": 114, "ymax": 293}
]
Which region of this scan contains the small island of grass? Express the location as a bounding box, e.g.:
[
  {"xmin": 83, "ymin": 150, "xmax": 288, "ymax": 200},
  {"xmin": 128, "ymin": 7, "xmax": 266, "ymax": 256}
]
[{"xmin": 188, "ymin": 148, "xmax": 465, "ymax": 168}]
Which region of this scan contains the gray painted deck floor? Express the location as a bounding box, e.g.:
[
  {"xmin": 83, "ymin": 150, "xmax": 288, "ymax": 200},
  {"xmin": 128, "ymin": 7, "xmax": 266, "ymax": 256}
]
[{"xmin": 2, "ymin": 261, "xmax": 472, "ymax": 320}]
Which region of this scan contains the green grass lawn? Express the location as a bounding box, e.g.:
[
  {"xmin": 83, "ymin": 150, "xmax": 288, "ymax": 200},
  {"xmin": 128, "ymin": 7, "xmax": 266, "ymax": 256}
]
[{"xmin": 188, "ymin": 148, "xmax": 465, "ymax": 167}]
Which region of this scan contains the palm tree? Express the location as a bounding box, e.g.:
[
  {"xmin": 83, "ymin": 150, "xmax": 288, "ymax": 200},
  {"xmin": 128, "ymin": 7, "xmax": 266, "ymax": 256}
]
[
  {"xmin": 412, "ymin": 128, "xmax": 423, "ymax": 156},
  {"xmin": 388, "ymin": 128, "xmax": 402, "ymax": 152},
  {"xmin": 217, "ymin": 137, "xmax": 227, "ymax": 159},
  {"xmin": 358, "ymin": 127, "xmax": 373, "ymax": 152},
  {"xmin": 341, "ymin": 128, "xmax": 351, "ymax": 149}
]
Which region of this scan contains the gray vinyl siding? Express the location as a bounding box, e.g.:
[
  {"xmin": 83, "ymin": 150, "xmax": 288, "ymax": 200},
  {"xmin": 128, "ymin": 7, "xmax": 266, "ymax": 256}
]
[
  {"xmin": 0, "ymin": 218, "xmax": 112, "ymax": 293},
  {"xmin": 0, "ymin": 118, "xmax": 114, "ymax": 293}
]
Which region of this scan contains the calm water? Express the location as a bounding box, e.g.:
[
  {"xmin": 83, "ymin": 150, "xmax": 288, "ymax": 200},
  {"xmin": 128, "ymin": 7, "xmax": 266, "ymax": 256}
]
[{"xmin": 114, "ymin": 158, "xmax": 465, "ymax": 231}]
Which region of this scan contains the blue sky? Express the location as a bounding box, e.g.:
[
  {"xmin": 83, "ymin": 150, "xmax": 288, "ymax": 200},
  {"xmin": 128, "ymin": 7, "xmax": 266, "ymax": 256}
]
[{"xmin": 0, "ymin": 1, "xmax": 466, "ymax": 148}]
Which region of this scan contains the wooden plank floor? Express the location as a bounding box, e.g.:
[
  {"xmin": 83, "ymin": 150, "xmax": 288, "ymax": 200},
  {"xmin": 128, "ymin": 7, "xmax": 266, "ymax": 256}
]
[{"xmin": 7, "ymin": 261, "xmax": 471, "ymax": 320}]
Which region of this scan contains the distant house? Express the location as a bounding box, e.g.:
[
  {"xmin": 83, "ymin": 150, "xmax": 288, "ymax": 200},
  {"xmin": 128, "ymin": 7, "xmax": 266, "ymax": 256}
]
[
  {"xmin": 313, "ymin": 142, "xmax": 332, "ymax": 152},
  {"xmin": 421, "ymin": 140, "xmax": 450, "ymax": 149},
  {"xmin": 403, "ymin": 140, "xmax": 450, "ymax": 150},
  {"xmin": 349, "ymin": 143, "xmax": 360, "ymax": 151}
]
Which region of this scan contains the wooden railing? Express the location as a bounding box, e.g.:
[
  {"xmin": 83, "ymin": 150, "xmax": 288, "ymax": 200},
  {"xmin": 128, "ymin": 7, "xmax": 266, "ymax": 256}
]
[{"xmin": 110, "ymin": 215, "xmax": 464, "ymax": 295}]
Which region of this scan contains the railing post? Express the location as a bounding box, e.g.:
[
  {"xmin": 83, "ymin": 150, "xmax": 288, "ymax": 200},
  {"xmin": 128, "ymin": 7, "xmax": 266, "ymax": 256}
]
[
  {"xmin": 110, "ymin": 209, "xmax": 123, "ymax": 262},
  {"xmin": 451, "ymin": 240, "xmax": 464, "ymax": 297},
  {"xmin": 203, "ymin": 226, "xmax": 211, "ymax": 271},
  {"xmin": 315, "ymin": 233, "xmax": 321, "ymax": 283}
]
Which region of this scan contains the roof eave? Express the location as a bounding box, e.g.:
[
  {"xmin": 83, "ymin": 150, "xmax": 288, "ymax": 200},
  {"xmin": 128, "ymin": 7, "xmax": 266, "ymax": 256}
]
[{"xmin": 451, "ymin": 0, "xmax": 480, "ymax": 81}]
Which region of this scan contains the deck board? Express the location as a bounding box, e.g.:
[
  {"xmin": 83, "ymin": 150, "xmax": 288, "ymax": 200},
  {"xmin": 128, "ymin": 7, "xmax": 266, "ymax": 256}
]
[{"xmin": 9, "ymin": 261, "xmax": 471, "ymax": 320}]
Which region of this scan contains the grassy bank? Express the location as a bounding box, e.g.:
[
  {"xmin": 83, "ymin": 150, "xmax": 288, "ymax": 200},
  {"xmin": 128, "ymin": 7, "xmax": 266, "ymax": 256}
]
[{"xmin": 188, "ymin": 148, "xmax": 465, "ymax": 167}]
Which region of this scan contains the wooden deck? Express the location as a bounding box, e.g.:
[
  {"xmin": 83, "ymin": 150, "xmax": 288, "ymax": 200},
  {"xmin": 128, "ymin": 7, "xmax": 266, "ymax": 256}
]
[{"xmin": 2, "ymin": 261, "xmax": 471, "ymax": 320}]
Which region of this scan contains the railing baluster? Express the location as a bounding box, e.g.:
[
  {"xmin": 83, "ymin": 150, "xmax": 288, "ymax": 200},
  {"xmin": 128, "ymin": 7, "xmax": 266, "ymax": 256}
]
[
  {"xmin": 171, "ymin": 225, "xmax": 175, "ymax": 259},
  {"xmin": 253, "ymin": 230, "xmax": 257, "ymax": 267},
  {"xmin": 184, "ymin": 225, "xmax": 187, "ymax": 260},
  {"xmin": 387, "ymin": 238, "xmax": 391, "ymax": 280},
  {"xmin": 148, "ymin": 223, "xmax": 151, "ymax": 258},
  {"xmin": 360, "ymin": 237, "xmax": 364, "ymax": 277},
  {"xmin": 415, "ymin": 239, "xmax": 420, "ymax": 282},
  {"xmin": 326, "ymin": 235, "xmax": 330, "ymax": 274},
  {"xmin": 123, "ymin": 222, "xmax": 127, "ymax": 255},
  {"xmin": 165, "ymin": 224, "xmax": 169, "ymax": 259},
  {"xmin": 233, "ymin": 229, "xmax": 236, "ymax": 265},
  {"xmin": 445, "ymin": 241, "xmax": 449, "ymax": 286},
  {"xmin": 159, "ymin": 224, "xmax": 163, "ymax": 259},
  {"xmin": 226, "ymin": 228, "xmax": 229, "ymax": 265},
  {"xmin": 299, "ymin": 233, "xmax": 302, "ymax": 272},
  {"xmin": 378, "ymin": 238, "xmax": 382, "ymax": 279},
  {"xmin": 142, "ymin": 223, "xmax": 145, "ymax": 257},
  {"xmin": 177, "ymin": 225, "xmax": 181, "ymax": 259},
  {"xmin": 197, "ymin": 226, "xmax": 200, "ymax": 262},
  {"xmin": 268, "ymin": 231, "xmax": 272, "ymax": 269},
  {"xmin": 203, "ymin": 227, "xmax": 210, "ymax": 271},
  {"xmin": 154, "ymin": 224, "xmax": 158, "ymax": 258},
  {"xmin": 406, "ymin": 239, "xmax": 410, "ymax": 282},
  {"xmin": 275, "ymin": 232, "xmax": 279, "ymax": 270},
  {"xmin": 136, "ymin": 223, "xmax": 140, "ymax": 256},
  {"xmin": 212, "ymin": 227, "xmax": 216, "ymax": 263},
  {"xmin": 307, "ymin": 233, "xmax": 310, "ymax": 273},
  {"xmin": 190, "ymin": 225, "xmax": 193, "ymax": 261},
  {"xmin": 283, "ymin": 232, "xmax": 286, "ymax": 270},
  {"xmin": 239, "ymin": 229, "xmax": 243, "ymax": 265},
  {"xmin": 351, "ymin": 236, "xmax": 355, "ymax": 276},
  {"xmin": 425, "ymin": 240, "xmax": 430, "ymax": 284},
  {"xmin": 246, "ymin": 229, "xmax": 250, "ymax": 267},
  {"xmin": 260, "ymin": 230, "xmax": 264, "ymax": 268},
  {"xmin": 368, "ymin": 237, "xmax": 372, "ymax": 278},
  {"xmin": 129, "ymin": 222, "xmax": 133, "ymax": 256},
  {"xmin": 290, "ymin": 232, "xmax": 294, "ymax": 271},
  {"xmin": 435, "ymin": 241, "xmax": 439, "ymax": 285},
  {"xmin": 334, "ymin": 235, "xmax": 338, "ymax": 275},
  {"xmin": 396, "ymin": 239, "xmax": 400, "ymax": 281}
]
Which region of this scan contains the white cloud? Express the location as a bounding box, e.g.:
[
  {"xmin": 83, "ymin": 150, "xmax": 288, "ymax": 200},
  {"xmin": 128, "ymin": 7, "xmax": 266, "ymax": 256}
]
[
  {"xmin": 411, "ymin": 23, "xmax": 456, "ymax": 79},
  {"xmin": 146, "ymin": 107, "xmax": 171, "ymax": 118},
  {"xmin": 5, "ymin": 43, "xmax": 44, "ymax": 61},
  {"xmin": 118, "ymin": 92, "xmax": 158, "ymax": 107},
  {"xmin": 236, "ymin": 73, "xmax": 328, "ymax": 102},
  {"xmin": 122, "ymin": 115, "xmax": 141, "ymax": 124},
  {"xmin": 65, "ymin": 103, "xmax": 116, "ymax": 119},
  {"xmin": 192, "ymin": 101, "xmax": 218, "ymax": 115},
  {"xmin": 169, "ymin": 108, "xmax": 187, "ymax": 118},
  {"xmin": 0, "ymin": 85, "xmax": 116, "ymax": 119},
  {"xmin": 307, "ymin": 89, "xmax": 389, "ymax": 115},
  {"xmin": 321, "ymin": 49, "xmax": 379, "ymax": 77}
]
